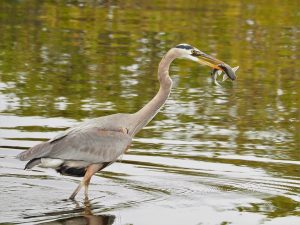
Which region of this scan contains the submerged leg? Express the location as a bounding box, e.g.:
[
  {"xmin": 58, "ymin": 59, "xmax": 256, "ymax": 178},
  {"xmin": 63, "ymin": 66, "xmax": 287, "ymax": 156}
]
[{"xmin": 69, "ymin": 164, "xmax": 102, "ymax": 200}]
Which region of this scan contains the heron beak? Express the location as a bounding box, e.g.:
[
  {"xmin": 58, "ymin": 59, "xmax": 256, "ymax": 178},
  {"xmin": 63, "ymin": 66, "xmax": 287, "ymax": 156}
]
[{"xmin": 192, "ymin": 50, "xmax": 236, "ymax": 80}]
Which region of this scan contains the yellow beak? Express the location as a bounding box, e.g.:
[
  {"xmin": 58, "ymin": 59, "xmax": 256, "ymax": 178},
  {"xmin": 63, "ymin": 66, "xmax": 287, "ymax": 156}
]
[
  {"xmin": 192, "ymin": 50, "xmax": 224, "ymax": 70},
  {"xmin": 192, "ymin": 50, "xmax": 236, "ymax": 80}
]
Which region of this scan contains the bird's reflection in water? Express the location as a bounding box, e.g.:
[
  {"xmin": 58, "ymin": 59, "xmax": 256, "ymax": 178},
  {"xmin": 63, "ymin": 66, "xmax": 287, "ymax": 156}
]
[{"xmin": 39, "ymin": 198, "xmax": 115, "ymax": 225}]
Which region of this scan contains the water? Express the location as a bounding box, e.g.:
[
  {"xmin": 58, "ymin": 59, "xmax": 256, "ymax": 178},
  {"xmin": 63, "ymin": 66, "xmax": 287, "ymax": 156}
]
[{"xmin": 0, "ymin": 0, "xmax": 300, "ymax": 224}]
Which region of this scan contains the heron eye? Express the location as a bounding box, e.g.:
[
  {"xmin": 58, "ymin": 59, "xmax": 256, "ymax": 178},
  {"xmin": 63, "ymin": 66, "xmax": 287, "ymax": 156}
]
[{"xmin": 191, "ymin": 49, "xmax": 196, "ymax": 55}]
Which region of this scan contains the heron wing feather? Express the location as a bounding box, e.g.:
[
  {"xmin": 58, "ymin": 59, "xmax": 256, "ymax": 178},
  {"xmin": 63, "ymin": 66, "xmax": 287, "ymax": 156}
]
[{"xmin": 17, "ymin": 127, "xmax": 132, "ymax": 163}]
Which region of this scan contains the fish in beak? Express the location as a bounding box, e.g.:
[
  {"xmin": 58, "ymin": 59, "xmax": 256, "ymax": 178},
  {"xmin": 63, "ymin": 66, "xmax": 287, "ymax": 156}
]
[
  {"xmin": 190, "ymin": 49, "xmax": 238, "ymax": 82},
  {"xmin": 211, "ymin": 66, "xmax": 239, "ymax": 86}
]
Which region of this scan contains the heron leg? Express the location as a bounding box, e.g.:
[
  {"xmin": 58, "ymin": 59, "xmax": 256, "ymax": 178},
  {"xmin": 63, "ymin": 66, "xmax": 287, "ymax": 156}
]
[
  {"xmin": 84, "ymin": 177, "xmax": 92, "ymax": 198},
  {"xmin": 69, "ymin": 164, "xmax": 102, "ymax": 200},
  {"xmin": 69, "ymin": 181, "xmax": 83, "ymax": 200}
]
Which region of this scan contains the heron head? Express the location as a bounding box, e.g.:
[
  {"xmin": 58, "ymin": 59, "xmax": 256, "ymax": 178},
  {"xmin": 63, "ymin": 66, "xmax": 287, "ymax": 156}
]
[{"xmin": 174, "ymin": 43, "xmax": 236, "ymax": 80}]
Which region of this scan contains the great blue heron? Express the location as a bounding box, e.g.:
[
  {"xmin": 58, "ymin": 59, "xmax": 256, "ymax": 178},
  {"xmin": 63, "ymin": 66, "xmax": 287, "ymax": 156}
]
[{"xmin": 17, "ymin": 44, "xmax": 236, "ymax": 199}]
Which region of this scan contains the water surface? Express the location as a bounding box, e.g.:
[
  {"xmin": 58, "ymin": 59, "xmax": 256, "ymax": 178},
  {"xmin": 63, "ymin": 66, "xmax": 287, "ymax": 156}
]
[{"xmin": 0, "ymin": 0, "xmax": 300, "ymax": 224}]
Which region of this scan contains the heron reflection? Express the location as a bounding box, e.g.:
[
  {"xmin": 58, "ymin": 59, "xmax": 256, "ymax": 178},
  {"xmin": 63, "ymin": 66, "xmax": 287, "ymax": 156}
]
[{"xmin": 39, "ymin": 199, "xmax": 115, "ymax": 225}]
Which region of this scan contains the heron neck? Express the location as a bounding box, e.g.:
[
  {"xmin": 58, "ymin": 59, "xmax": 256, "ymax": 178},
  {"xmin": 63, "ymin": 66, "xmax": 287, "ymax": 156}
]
[{"xmin": 131, "ymin": 49, "xmax": 176, "ymax": 136}]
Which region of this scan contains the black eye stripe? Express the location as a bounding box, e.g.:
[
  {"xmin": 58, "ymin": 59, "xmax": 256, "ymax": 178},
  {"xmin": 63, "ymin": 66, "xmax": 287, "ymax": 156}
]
[{"xmin": 175, "ymin": 44, "xmax": 193, "ymax": 50}]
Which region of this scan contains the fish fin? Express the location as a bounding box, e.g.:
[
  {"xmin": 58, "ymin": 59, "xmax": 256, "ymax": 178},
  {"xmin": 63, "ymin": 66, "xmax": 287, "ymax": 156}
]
[
  {"xmin": 222, "ymin": 74, "xmax": 229, "ymax": 82},
  {"xmin": 232, "ymin": 66, "xmax": 239, "ymax": 72}
]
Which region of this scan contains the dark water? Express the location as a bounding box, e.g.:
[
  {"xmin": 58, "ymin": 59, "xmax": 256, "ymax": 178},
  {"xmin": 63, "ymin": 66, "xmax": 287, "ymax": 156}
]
[{"xmin": 0, "ymin": 1, "xmax": 300, "ymax": 224}]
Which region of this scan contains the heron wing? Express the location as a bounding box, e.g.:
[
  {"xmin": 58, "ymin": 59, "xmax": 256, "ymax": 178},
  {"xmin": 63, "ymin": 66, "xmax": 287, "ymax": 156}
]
[{"xmin": 17, "ymin": 127, "xmax": 132, "ymax": 164}]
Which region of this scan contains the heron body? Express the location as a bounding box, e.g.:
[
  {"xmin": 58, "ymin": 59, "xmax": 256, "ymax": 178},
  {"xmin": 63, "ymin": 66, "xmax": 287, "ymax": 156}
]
[{"xmin": 17, "ymin": 44, "xmax": 236, "ymax": 199}]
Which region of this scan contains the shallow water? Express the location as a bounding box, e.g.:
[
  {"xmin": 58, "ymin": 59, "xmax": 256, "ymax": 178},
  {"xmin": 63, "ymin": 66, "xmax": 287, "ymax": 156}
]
[{"xmin": 0, "ymin": 0, "xmax": 300, "ymax": 224}]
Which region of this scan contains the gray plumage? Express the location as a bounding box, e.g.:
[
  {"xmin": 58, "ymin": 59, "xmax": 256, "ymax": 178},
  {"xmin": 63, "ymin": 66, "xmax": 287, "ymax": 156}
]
[
  {"xmin": 19, "ymin": 119, "xmax": 132, "ymax": 163},
  {"xmin": 18, "ymin": 113, "xmax": 135, "ymax": 163}
]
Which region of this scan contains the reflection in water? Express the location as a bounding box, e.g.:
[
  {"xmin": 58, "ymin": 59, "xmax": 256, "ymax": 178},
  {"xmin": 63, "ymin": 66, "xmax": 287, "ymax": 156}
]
[
  {"xmin": 37, "ymin": 199, "xmax": 115, "ymax": 225},
  {"xmin": 39, "ymin": 214, "xmax": 115, "ymax": 225}
]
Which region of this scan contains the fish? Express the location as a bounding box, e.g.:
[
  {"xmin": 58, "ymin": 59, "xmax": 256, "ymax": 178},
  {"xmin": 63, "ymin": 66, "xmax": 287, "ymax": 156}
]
[{"xmin": 211, "ymin": 65, "xmax": 239, "ymax": 86}]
